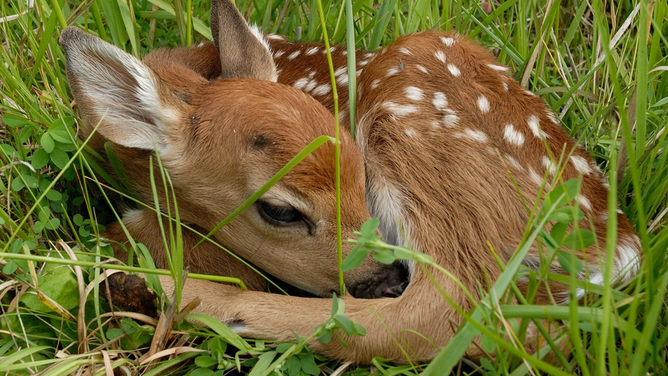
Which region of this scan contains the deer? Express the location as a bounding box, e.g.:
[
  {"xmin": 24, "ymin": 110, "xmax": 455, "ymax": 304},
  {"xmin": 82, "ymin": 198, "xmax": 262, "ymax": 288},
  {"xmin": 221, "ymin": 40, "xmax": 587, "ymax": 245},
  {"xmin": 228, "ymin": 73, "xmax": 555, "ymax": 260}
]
[{"xmin": 59, "ymin": 0, "xmax": 642, "ymax": 364}]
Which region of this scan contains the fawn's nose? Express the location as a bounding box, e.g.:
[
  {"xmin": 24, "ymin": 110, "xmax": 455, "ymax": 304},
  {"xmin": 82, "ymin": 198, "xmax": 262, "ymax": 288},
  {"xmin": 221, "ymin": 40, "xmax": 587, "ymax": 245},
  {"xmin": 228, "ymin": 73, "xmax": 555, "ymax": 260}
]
[
  {"xmin": 347, "ymin": 261, "xmax": 409, "ymax": 299},
  {"xmin": 382, "ymin": 280, "xmax": 408, "ymax": 297}
]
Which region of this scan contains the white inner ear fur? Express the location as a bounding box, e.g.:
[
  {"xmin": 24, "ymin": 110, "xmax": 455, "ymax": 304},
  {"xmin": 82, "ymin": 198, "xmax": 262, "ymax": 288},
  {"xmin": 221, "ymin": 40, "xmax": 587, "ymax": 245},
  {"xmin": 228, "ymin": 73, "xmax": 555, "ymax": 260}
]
[
  {"xmin": 69, "ymin": 37, "xmax": 180, "ymax": 154},
  {"xmin": 247, "ymin": 24, "xmax": 278, "ymax": 82}
]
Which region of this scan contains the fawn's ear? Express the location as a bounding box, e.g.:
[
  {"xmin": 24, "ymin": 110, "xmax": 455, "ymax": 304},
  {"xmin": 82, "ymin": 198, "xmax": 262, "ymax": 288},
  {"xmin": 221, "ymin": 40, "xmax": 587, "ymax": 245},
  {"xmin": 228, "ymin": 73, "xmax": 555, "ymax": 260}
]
[
  {"xmin": 59, "ymin": 27, "xmax": 184, "ymax": 154},
  {"xmin": 210, "ymin": 0, "xmax": 277, "ymax": 81}
]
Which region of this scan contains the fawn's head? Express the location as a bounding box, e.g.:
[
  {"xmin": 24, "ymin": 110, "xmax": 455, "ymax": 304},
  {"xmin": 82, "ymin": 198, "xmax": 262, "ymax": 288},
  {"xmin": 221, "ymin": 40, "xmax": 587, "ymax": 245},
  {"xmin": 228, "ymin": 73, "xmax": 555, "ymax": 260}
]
[{"xmin": 59, "ymin": 0, "xmax": 407, "ymax": 298}]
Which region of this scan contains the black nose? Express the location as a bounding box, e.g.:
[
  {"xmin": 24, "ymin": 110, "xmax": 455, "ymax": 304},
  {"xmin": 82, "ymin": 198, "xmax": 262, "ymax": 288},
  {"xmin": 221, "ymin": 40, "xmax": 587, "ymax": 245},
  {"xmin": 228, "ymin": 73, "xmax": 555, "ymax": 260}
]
[
  {"xmin": 348, "ymin": 261, "xmax": 409, "ymax": 299},
  {"xmin": 382, "ymin": 281, "xmax": 408, "ymax": 297}
]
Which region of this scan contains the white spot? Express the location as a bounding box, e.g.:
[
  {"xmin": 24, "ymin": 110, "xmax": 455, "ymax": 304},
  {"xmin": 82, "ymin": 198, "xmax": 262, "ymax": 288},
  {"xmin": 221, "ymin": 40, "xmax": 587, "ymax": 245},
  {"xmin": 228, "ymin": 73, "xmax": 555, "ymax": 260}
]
[
  {"xmin": 370, "ymin": 79, "xmax": 380, "ymax": 90},
  {"xmin": 524, "ymin": 89, "xmax": 538, "ymax": 97},
  {"xmin": 382, "ymin": 102, "xmax": 418, "ymax": 117},
  {"xmin": 487, "ymin": 63, "xmax": 509, "ymax": 72},
  {"xmin": 306, "ymin": 46, "xmax": 319, "ymax": 55},
  {"xmin": 266, "ymin": 34, "xmax": 285, "ymax": 41},
  {"xmin": 312, "ymin": 84, "xmax": 331, "ymax": 96},
  {"xmin": 273, "ymin": 50, "xmax": 284, "ymax": 58},
  {"xmin": 601, "ymin": 177, "xmax": 610, "ymax": 189},
  {"xmin": 447, "ymin": 64, "xmax": 461, "ymax": 77},
  {"xmin": 529, "ymin": 169, "xmax": 543, "ymax": 186},
  {"xmin": 287, "ymin": 50, "xmax": 301, "ymax": 60},
  {"xmin": 336, "ymin": 74, "xmax": 348, "ymax": 87},
  {"xmin": 583, "ymin": 266, "xmax": 605, "ymax": 293},
  {"xmin": 528, "ymin": 115, "xmax": 547, "ymax": 139},
  {"xmin": 329, "ymin": 46, "xmax": 337, "ymax": 52},
  {"xmin": 615, "ymin": 235, "xmax": 641, "ymax": 280},
  {"xmin": 617, "ymin": 208, "xmax": 624, "ymax": 214},
  {"xmin": 440, "ymin": 37, "xmax": 455, "ymax": 46},
  {"xmin": 276, "ymin": 69, "xmax": 282, "ymax": 76},
  {"xmin": 434, "ymin": 51, "xmax": 446, "ymax": 63},
  {"xmin": 405, "ymin": 128, "xmax": 416, "ymax": 138},
  {"xmin": 364, "ymin": 52, "xmax": 375, "ymax": 59},
  {"xmin": 338, "ymin": 109, "xmax": 347, "ymax": 123},
  {"xmin": 304, "ymin": 80, "xmax": 317, "ymax": 92},
  {"xmin": 333, "ymin": 66, "xmax": 346, "ymax": 77},
  {"xmin": 577, "ymin": 195, "xmax": 592, "ymax": 210},
  {"xmin": 546, "ymin": 110, "xmax": 559, "ymax": 124},
  {"xmin": 308, "ymin": 70, "xmax": 316, "ymax": 79},
  {"xmin": 398, "ymin": 47, "xmax": 411, "ymax": 55},
  {"xmin": 571, "ymin": 155, "xmax": 592, "ymax": 175},
  {"xmin": 430, "ymin": 121, "xmax": 440, "ymax": 129},
  {"xmin": 432, "ymin": 92, "xmax": 448, "ymax": 111},
  {"xmin": 502, "ymin": 82, "xmax": 509, "ymax": 91},
  {"xmin": 541, "ymin": 156, "xmax": 556, "ymax": 175},
  {"xmin": 359, "ymin": 60, "xmax": 369, "ymax": 66},
  {"xmin": 599, "ymin": 212, "xmax": 609, "ymax": 222},
  {"xmin": 455, "ymin": 128, "xmax": 488, "ymax": 143},
  {"xmin": 387, "ymin": 67, "xmax": 399, "ymax": 77},
  {"xmin": 342, "ymin": 50, "xmax": 348, "ymax": 56},
  {"xmin": 443, "ymin": 110, "xmax": 459, "ymax": 128},
  {"xmin": 293, "ymin": 78, "xmax": 308, "ymax": 90},
  {"xmin": 503, "ymin": 124, "xmax": 525, "ymax": 146},
  {"xmin": 477, "ymin": 95, "xmax": 490, "ymax": 113},
  {"xmin": 404, "ymin": 86, "xmax": 424, "ymax": 101},
  {"xmin": 505, "ymin": 155, "xmax": 523, "ymax": 170},
  {"xmin": 416, "ymin": 65, "xmax": 428, "ymax": 74},
  {"xmin": 356, "ymin": 69, "xmax": 362, "ymax": 77}
]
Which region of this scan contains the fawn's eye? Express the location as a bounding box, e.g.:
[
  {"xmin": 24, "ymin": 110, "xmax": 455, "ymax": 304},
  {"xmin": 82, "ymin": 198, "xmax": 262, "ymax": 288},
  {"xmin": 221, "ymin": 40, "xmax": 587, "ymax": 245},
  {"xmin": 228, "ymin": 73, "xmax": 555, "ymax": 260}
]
[{"xmin": 257, "ymin": 200, "xmax": 303, "ymax": 225}]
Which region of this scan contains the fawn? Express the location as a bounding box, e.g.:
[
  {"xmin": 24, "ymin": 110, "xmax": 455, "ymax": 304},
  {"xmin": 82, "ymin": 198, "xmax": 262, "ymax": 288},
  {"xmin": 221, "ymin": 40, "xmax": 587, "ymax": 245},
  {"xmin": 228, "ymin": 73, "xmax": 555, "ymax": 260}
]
[{"xmin": 60, "ymin": 0, "xmax": 641, "ymax": 364}]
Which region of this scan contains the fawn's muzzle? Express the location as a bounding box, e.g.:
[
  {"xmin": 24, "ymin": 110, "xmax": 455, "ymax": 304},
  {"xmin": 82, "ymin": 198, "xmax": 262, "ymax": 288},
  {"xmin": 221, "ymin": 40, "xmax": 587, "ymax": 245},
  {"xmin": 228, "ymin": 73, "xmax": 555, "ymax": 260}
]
[{"xmin": 347, "ymin": 261, "xmax": 409, "ymax": 299}]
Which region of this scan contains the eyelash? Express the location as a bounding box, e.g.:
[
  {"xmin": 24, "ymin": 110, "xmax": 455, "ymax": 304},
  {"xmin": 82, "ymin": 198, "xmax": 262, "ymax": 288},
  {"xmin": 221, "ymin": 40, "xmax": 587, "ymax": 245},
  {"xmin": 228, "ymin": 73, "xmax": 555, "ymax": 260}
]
[{"xmin": 257, "ymin": 200, "xmax": 303, "ymax": 225}]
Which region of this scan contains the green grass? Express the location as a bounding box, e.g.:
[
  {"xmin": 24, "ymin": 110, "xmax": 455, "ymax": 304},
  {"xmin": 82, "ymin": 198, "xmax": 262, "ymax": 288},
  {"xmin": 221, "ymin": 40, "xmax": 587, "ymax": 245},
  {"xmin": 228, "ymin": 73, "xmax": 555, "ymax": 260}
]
[{"xmin": 1, "ymin": 0, "xmax": 667, "ymax": 375}]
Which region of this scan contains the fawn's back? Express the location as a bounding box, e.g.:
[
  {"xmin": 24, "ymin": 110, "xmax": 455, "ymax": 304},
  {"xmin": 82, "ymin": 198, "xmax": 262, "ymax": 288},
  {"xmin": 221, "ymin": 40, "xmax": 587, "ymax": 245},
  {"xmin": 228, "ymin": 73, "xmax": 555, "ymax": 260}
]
[{"xmin": 265, "ymin": 31, "xmax": 641, "ymax": 300}]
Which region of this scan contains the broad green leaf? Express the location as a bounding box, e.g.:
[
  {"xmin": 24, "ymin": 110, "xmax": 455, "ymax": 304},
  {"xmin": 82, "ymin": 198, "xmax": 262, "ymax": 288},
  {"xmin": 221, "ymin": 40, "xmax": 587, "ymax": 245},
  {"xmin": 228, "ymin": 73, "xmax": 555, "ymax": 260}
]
[
  {"xmin": 2, "ymin": 113, "xmax": 27, "ymax": 128},
  {"xmin": 331, "ymin": 295, "xmax": 344, "ymax": 316},
  {"xmin": 333, "ymin": 314, "xmax": 353, "ymax": 334},
  {"xmin": 563, "ymin": 229, "xmax": 596, "ymax": 251},
  {"xmin": 10, "ymin": 177, "xmax": 24, "ymax": 192},
  {"xmin": 48, "ymin": 121, "xmax": 73, "ymax": 143},
  {"xmin": 45, "ymin": 189, "xmax": 62, "ymax": 201},
  {"xmin": 548, "ymin": 206, "xmax": 584, "ymax": 223},
  {"xmin": 556, "ymin": 251, "xmax": 584, "ymax": 275},
  {"xmin": 317, "ymin": 329, "xmax": 333, "ymax": 344},
  {"xmin": 190, "ymin": 368, "xmax": 215, "ymax": 376},
  {"xmin": 341, "ymin": 246, "xmax": 369, "ymax": 271},
  {"xmin": 21, "ymin": 263, "xmax": 79, "ymax": 312},
  {"xmin": 194, "ymin": 355, "xmax": 218, "ymax": 368},
  {"xmin": 372, "ymin": 250, "xmax": 396, "ymax": 264},
  {"xmin": 550, "ymin": 222, "xmax": 568, "ymax": 245},
  {"xmin": 545, "ymin": 179, "xmax": 580, "ymax": 208},
  {"xmin": 49, "ymin": 147, "xmax": 69, "ymax": 169},
  {"xmin": 41, "ymin": 132, "xmax": 55, "ymax": 153},
  {"xmin": 31, "ymin": 148, "xmax": 49, "ymax": 169},
  {"xmin": 300, "ymin": 353, "xmax": 320, "ymax": 375},
  {"xmin": 285, "ymin": 356, "xmax": 301, "ymax": 376}
]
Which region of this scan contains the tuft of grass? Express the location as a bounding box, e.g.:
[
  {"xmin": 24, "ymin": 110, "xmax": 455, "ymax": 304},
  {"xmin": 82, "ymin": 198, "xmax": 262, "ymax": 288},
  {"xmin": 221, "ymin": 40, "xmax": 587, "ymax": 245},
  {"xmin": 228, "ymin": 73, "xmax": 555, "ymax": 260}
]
[{"xmin": 0, "ymin": 0, "xmax": 667, "ymax": 375}]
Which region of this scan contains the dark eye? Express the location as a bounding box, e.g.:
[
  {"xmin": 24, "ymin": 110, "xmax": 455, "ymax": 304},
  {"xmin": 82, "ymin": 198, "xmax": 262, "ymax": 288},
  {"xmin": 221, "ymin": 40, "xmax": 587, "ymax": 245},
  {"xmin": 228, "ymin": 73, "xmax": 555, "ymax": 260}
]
[{"xmin": 257, "ymin": 200, "xmax": 303, "ymax": 225}]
